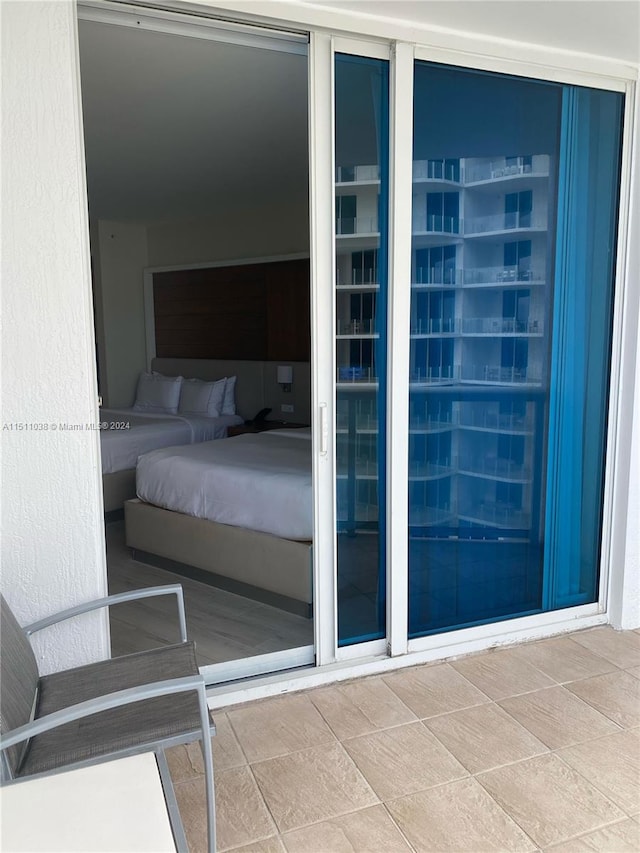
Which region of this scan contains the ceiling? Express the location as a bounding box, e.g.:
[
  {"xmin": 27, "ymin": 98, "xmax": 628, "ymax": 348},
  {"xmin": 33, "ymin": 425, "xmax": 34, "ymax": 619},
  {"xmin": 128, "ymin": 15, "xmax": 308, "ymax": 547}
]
[
  {"xmin": 78, "ymin": 19, "xmax": 310, "ymax": 223},
  {"xmin": 78, "ymin": 2, "xmax": 638, "ymax": 225},
  {"xmin": 300, "ymin": 1, "xmax": 639, "ymax": 64}
]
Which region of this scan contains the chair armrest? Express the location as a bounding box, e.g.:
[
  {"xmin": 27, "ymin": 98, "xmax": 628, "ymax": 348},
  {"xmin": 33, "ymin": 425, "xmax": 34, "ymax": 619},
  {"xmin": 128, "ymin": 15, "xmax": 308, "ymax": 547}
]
[
  {"xmin": 22, "ymin": 585, "xmax": 187, "ymax": 643},
  {"xmin": 0, "ymin": 675, "xmax": 212, "ymax": 755}
]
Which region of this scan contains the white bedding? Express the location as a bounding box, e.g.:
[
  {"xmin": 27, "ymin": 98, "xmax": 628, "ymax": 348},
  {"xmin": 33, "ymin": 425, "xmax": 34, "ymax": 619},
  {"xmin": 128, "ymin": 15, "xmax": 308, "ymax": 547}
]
[
  {"xmin": 136, "ymin": 430, "xmax": 312, "ymax": 540},
  {"xmin": 100, "ymin": 408, "xmax": 243, "ymax": 474}
]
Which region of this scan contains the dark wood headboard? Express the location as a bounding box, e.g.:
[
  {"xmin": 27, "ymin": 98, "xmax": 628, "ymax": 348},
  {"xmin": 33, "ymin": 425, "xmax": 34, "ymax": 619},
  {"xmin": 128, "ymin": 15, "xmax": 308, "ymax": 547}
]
[{"xmin": 152, "ymin": 258, "xmax": 310, "ymax": 362}]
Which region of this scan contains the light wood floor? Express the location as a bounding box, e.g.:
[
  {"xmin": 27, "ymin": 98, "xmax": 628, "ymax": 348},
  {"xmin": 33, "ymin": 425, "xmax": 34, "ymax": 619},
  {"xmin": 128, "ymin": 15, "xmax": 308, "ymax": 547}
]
[{"xmin": 105, "ymin": 521, "xmax": 313, "ymax": 668}]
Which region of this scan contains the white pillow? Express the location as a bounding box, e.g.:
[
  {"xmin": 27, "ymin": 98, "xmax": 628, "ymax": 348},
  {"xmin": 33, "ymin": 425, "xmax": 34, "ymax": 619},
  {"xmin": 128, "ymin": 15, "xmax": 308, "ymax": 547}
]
[
  {"xmin": 133, "ymin": 372, "xmax": 183, "ymax": 414},
  {"xmin": 178, "ymin": 378, "xmax": 226, "ymax": 417},
  {"xmin": 222, "ymin": 375, "xmax": 236, "ymax": 415}
]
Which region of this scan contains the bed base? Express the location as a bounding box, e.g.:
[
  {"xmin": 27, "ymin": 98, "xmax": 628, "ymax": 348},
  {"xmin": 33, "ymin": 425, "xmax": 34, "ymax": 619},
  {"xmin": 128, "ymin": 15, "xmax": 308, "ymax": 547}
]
[
  {"xmin": 124, "ymin": 499, "xmax": 313, "ymax": 617},
  {"xmin": 103, "ymin": 469, "xmax": 136, "ymax": 519}
]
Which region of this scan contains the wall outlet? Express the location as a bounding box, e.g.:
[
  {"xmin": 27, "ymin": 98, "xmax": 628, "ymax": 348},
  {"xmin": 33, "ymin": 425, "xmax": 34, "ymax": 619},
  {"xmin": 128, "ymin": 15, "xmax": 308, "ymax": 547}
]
[{"xmin": 281, "ymin": 403, "xmax": 294, "ymax": 413}]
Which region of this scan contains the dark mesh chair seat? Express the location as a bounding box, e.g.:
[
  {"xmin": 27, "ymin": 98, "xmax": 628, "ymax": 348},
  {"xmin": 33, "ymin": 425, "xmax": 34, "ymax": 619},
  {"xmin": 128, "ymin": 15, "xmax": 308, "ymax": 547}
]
[
  {"xmin": 23, "ymin": 642, "xmax": 204, "ymax": 776},
  {"xmin": 1, "ymin": 586, "xmax": 217, "ymax": 852}
]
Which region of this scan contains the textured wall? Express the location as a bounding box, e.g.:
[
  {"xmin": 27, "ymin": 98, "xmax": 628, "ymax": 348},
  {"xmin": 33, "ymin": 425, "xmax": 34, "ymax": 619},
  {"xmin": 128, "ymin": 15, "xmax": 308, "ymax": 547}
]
[{"xmin": 1, "ymin": 1, "xmax": 109, "ymax": 671}]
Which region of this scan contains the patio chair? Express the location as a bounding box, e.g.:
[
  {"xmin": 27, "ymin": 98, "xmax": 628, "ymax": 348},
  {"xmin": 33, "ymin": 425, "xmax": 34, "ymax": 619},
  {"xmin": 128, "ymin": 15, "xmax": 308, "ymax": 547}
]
[{"xmin": 0, "ymin": 585, "xmax": 216, "ymax": 852}]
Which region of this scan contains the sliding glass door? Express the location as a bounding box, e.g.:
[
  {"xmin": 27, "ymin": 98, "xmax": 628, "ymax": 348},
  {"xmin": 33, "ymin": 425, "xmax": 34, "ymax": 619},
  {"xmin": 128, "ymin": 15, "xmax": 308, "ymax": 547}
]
[
  {"xmin": 406, "ymin": 62, "xmax": 623, "ymax": 637},
  {"xmin": 329, "ymin": 46, "xmax": 623, "ymax": 654}
]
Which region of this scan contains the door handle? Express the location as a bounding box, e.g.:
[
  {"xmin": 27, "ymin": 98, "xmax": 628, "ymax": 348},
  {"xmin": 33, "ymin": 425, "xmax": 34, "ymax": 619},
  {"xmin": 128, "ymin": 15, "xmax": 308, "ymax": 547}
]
[{"xmin": 319, "ymin": 403, "xmax": 328, "ymax": 456}]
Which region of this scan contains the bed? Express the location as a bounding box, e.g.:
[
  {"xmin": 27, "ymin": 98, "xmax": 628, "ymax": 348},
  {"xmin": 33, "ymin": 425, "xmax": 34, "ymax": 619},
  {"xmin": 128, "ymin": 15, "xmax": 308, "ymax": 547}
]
[
  {"xmin": 101, "ymin": 407, "xmax": 242, "ymax": 514},
  {"xmin": 102, "ymin": 357, "xmax": 311, "ymax": 516},
  {"xmin": 100, "ymin": 367, "xmax": 243, "ymax": 515},
  {"xmin": 124, "ymin": 430, "xmax": 313, "ymax": 616}
]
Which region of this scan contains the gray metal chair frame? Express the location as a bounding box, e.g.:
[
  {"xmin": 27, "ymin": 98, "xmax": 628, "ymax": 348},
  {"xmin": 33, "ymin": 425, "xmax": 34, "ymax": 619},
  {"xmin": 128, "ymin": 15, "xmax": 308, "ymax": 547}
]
[{"xmin": 0, "ymin": 585, "xmax": 216, "ymax": 852}]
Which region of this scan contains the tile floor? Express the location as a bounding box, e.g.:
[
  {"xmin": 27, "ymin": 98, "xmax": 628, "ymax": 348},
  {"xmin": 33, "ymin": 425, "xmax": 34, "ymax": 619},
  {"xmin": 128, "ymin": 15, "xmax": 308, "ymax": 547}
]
[{"xmin": 168, "ymin": 625, "xmax": 640, "ymax": 852}]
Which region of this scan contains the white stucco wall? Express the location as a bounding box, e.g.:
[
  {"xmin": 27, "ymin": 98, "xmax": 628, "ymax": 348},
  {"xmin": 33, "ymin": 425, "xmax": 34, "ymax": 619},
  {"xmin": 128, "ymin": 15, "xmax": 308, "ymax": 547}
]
[{"xmin": 1, "ymin": 1, "xmax": 109, "ymax": 671}]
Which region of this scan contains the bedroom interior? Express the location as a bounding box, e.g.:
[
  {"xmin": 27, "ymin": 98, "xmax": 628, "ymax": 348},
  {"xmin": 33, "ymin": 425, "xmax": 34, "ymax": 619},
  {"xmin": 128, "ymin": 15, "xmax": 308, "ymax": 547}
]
[{"xmin": 78, "ymin": 10, "xmax": 318, "ymax": 675}]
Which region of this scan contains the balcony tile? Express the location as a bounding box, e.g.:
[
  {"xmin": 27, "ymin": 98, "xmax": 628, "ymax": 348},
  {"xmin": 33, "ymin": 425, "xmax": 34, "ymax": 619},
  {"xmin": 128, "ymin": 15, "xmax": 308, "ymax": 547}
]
[
  {"xmin": 227, "ymin": 694, "xmax": 336, "ymax": 763},
  {"xmin": 386, "ymin": 777, "xmax": 536, "ymax": 852},
  {"xmin": 382, "ymin": 662, "xmax": 490, "ymax": 719},
  {"xmin": 477, "ymin": 753, "xmax": 625, "ymax": 848},
  {"xmin": 498, "ymin": 686, "xmax": 619, "ymax": 749},
  {"xmin": 557, "ymin": 728, "xmax": 640, "ymax": 815},
  {"xmin": 451, "ymin": 647, "xmax": 556, "ymax": 699},
  {"xmin": 281, "ymin": 804, "xmax": 411, "ymax": 852},
  {"xmin": 565, "ymin": 670, "xmax": 640, "ymax": 729},
  {"xmin": 342, "ymin": 721, "xmax": 467, "ymax": 800},
  {"xmin": 569, "ymin": 626, "xmax": 640, "ymax": 669},
  {"xmin": 309, "ymin": 676, "xmax": 417, "ymax": 740},
  {"xmin": 513, "ymin": 636, "xmax": 618, "ymax": 683},
  {"xmin": 251, "ymin": 743, "xmax": 377, "ymax": 834},
  {"xmin": 543, "ymin": 819, "xmax": 640, "ymax": 853},
  {"xmin": 424, "ymin": 702, "xmax": 548, "ymax": 773}
]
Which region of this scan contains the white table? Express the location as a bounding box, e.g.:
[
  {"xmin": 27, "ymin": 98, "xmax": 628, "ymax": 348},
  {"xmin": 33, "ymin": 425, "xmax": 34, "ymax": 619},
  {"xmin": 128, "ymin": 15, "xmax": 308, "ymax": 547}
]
[{"xmin": 0, "ymin": 753, "xmax": 177, "ymax": 852}]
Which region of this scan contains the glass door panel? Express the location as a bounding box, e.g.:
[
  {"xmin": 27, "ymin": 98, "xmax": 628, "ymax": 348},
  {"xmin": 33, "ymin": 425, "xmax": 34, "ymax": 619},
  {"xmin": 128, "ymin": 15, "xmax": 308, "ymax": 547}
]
[
  {"xmin": 408, "ymin": 62, "xmax": 623, "ymax": 637},
  {"xmin": 335, "ymin": 53, "xmax": 389, "ymax": 645}
]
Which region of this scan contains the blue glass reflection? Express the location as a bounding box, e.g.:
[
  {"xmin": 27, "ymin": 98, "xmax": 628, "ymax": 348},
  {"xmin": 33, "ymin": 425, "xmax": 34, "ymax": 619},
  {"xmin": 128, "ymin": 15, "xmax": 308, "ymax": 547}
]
[
  {"xmin": 335, "ymin": 54, "xmax": 389, "ymax": 645},
  {"xmin": 408, "ymin": 63, "xmax": 622, "ymax": 637}
]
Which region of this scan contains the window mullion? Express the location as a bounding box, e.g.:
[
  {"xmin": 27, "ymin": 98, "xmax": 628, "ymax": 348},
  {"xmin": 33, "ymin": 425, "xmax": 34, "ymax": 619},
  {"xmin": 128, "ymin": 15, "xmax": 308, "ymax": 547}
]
[
  {"xmin": 309, "ymin": 30, "xmax": 337, "ymax": 667},
  {"xmin": 386, "ymin": 41, "xmax": 414, "ymax": 657}
]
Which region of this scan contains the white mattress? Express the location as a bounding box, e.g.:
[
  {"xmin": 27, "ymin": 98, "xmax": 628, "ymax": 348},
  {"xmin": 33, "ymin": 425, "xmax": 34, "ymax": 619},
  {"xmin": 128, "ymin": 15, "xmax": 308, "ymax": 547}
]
[
  {"xmin": 100, "ymin": 408, "xmax": 243, "ymax": 474},
  {"xmin": 136, "ymin": 429, "xmax": 312, "ymax": 540}
]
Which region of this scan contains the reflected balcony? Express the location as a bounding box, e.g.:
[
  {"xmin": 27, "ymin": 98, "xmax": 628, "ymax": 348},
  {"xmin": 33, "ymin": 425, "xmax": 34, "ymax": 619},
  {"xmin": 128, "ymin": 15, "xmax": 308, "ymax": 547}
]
[
  {"xmin": 413, "ymin": 159, "xmax": 460, "ymax": 182},
  {"xmin": 336, "ymin": 216, "xmax": 378, "ymax": 236},
  {"xmin": 413, "ymin": 267, "xmax": 462, "ymax": 286},
  {"xmin": 463, "ymin": 266, "xmax": 543, "ymax": 285},
  {"xmin": 458, "ymin": 456, "xmax": 531, "ymax": 482},
  {"xmin": 413, "ymin": 214, "xmax": 461, "ymax": 234},
  {"xmin": 464, "ymin": 212, "xmax": 546, "ymax": 234},
  {"xmin": 460, "ymin": 365, "xmax": 542, "ymax": 384},
  {"xmin": 460, "ymin": 317, "xmax": 542, "ymax": 335},
  {"xmin": 458, "ymin": 411, "xmax": 533, "ymax": 433},
  {"xmin": 336, "ymin": 164, "xmax": 379, "ymax": 183}
]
